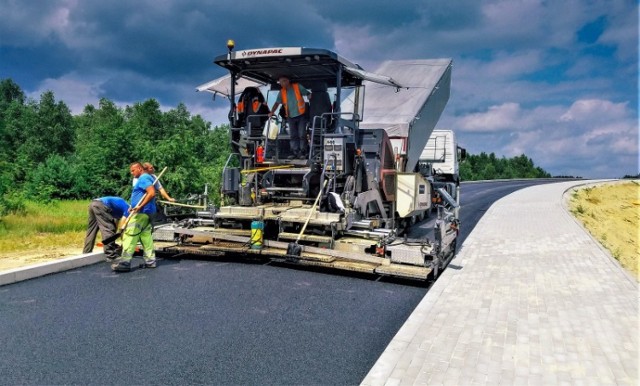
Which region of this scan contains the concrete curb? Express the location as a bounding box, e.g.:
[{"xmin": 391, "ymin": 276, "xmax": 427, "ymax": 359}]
[{"xmin": 0, "ymin": 252, "xmax": 105, "ymax": 286}]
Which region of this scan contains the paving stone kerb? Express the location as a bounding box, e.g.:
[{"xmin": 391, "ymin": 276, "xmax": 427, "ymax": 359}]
[
  {"xmin": 362, "ymin": 180, "xmax": 638, "ymax": 385},
  {"xmin": 0, "ymin": 252, "xmax": 104, "ymax": 286}
]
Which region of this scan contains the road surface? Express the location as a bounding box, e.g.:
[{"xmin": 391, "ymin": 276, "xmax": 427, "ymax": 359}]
[{"xmin": 0, "ymin": 179, "xmax": 560, "ymax": 385}]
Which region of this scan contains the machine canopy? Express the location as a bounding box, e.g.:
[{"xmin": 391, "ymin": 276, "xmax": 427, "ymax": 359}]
[
  {"xmin": 198, "ymin": 47, "xmax": 403, "ymax": 96},
  {"xmin": 196, "ymin": 74, "xmax": 267, "ymax": 98}
]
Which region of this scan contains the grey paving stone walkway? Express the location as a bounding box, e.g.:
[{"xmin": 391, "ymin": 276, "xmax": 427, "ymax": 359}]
[{"xmin": 362, "ymin": 180, "xmax": 638, "ymax": 385}]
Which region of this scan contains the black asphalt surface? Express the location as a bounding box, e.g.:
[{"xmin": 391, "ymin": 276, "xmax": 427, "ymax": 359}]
[{"xmin": 0, "ymin": 180, "xmax": 567, "ymax": 385}]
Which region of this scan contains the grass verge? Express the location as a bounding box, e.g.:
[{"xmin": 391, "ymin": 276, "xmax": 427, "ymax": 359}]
[{"xmin": 0, "ymin": 200, "xmax": 89, "ymax": 254}]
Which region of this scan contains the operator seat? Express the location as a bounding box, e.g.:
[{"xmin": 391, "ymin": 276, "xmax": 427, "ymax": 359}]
[
  {"xmin": 308, "ymin": 83, "xmax": 332, "ymax": 130},
  {"xmin": 243, "ymin": 88, "xmax": 269, "ymax": 137}
]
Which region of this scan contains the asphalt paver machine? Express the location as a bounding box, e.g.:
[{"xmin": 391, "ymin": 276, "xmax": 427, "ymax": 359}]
[{"xmin": 154, "ymin": 44, "xmax": 459, "ymax": 281}]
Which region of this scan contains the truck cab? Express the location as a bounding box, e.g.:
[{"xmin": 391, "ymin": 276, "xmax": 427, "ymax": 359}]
[{"xmin": 418, "ymin": 129, "xmax": 466, "ymax": 210}]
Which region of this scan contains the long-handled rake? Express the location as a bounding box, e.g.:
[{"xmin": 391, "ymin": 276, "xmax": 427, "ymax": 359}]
[{"xmin": 286, "ymin": 179, "xmax": 328, "ymax": 257}]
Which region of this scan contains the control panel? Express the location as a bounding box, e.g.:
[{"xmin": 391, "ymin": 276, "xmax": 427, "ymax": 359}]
[{"xmin": 323, "ymin": 137, "xmax": 344, "ymax": 171}]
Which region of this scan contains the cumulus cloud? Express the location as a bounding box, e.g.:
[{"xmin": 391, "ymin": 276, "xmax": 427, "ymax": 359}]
[
  {"xmin": 457, "ymin": 103, "xmax": 522, "ymax": 132},
  {"xmin": 559, "ymin": 99, "xmax": 629, "ymax": 123},
  {"xmin": 451, "ymin": 97, "xmax": 637, "ymax": 177},
  {"xmin": 597, "ymin": 2, "xmax": 639, "ymax": 62},
  {"xmin": 28, "ymin": 74, "xmax": 104, "ymax": 114},
  {"xmin": 189, "ymin": 103, "xmax": 229, "ymax": 127}
]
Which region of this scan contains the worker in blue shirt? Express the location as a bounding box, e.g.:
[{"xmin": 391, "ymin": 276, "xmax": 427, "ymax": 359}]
[
  {"xmin": 83, "ymin": 196, "xmax": 129, "ymax": 260},
  {"xmin": 112, "ymin": 162, "xmax": 157, "ymax": 272}
]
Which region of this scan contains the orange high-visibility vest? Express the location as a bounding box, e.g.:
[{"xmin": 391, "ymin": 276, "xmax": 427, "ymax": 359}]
[
  {"xmin": 252, "ymin": 100, "xmax": 261, "ymax": 112},
  {"xmin": 281, "ymin": 83, "xmax": 306, "ymax": 117},
  {"xmin": 238, "ymin": 99, "xmax": 263, "ymax": 116}
]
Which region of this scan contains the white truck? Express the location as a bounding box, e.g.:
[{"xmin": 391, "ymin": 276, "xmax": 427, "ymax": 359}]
[{"xmin": 417, "ymin": 129, "xmax": 466, "ymax": 219}]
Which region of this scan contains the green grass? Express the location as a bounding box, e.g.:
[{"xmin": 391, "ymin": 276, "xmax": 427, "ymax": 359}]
[{"xmin": 0, "ymin": 200, "xmax": 89, "ymax": 254}]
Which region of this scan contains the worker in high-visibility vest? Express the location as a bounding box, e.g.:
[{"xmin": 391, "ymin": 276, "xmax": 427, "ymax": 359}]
[
  {"xmin": 268, "ymin": 75, "xmax": 311, "ymax": 160},
  {"xmin": 112, "ymin": 162, "xmax": 157, "ymax": 272}
]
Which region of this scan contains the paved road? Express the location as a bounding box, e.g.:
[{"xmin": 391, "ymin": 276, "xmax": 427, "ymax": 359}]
[
  {"xmin": 0, "ymin": 180, "xmax": 557, "ymax": 385},
  {"xmin": 409, "ymin": 179, "xmax": 561, "ymax": 246}
]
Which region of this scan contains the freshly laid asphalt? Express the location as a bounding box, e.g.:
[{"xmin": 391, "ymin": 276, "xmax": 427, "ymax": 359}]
[
  {"xmin": 1, "ymin": 180, "xmax": 637, "ymax": 385},
  {"xmin": 362, "ymin": 180, "xmax": 638, "ymax": 385},
  {"xmin": 0, "ymin": 258, "xmax": 426, "ymax": 385}
]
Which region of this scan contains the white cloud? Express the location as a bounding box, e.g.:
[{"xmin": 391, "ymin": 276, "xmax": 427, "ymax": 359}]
[
  {"xmin": 457, "ymin": 103, "xmax": 522, "ymax": 132},
  {"xmin": 26, "ymin": 72, "xmax": 230, "ymax": 127},
  {"xmin": 188, "ymin": 102, "xmax": 229, "ymax": 128},
  {"xmin": 43, "ymin": 2, "xmax": 72, "ymax": 33},
  {"xmin": 486, "ymin": 51, "xmax": 545, "ymax": 78},
  {"xmin": 559, "ymin": 99, "xmax": 630, "ymax": 124},
  {"xmin": 453, "ymin": 97, "xmax": 638, "ymax": 177},
  {"xmin": 482, "ymin": 0, "xmax": 545, "ymax": 37},
  {"xmin": 28, "ymin": 74, "xmax": 104, "ymax": 114},
  {"xmin": 598, "ymin": 1, "xmax": 639, "ymax": 62},
  {"xmin": 332, "ymin": 25, "xmax": 378, "ymax": 63}
]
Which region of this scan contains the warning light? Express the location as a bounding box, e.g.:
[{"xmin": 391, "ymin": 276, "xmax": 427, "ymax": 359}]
[{"xmin": 227, "ymin": 39, "xmax": 235, "ymax": 52}]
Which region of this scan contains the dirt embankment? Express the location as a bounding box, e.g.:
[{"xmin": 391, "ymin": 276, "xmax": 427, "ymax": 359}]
[{"xmin": 568, "ymin": 180, "xmax": 639, "ymax": 281}]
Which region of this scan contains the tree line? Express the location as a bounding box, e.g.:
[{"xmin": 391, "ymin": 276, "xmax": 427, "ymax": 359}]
[
  {"xmin": 459, "ymin": 152, "xmax": 551, "ymax": 181},
  {"xmin": 0, "ymin": 78, "xmax": 231, "ymax": 216},
  {"xmin": 0, "ymin": 77, "xmax": 553, "ymax": 216}
]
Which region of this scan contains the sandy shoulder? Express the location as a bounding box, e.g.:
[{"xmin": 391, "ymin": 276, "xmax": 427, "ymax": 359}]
[
  {"xmin": 0, "ymin": 247, "xmax": 84, "ymax": 271},
  {"xmin": 569, "ymin": 180, "xmax": 639, "ymax": 281}
]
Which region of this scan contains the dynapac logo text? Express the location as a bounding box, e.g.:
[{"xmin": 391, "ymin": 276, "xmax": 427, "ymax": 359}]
[{"xmin": 242, "ymin": 49, "xmax": 283, "ymax": 57}]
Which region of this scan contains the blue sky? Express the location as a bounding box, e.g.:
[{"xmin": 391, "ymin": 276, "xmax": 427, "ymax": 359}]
[{"xmin": 1, "ymin": 0, "xmax": 637, "ymax": 178}]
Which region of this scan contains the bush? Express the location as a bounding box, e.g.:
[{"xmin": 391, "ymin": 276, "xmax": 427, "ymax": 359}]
[
  {"xmin": 0, "ymin": 191, "xmax": 27, "ymax": 217},
  {"xmin": 25, "ymin": 154, "xmax": 78, "ymax": 202}
]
